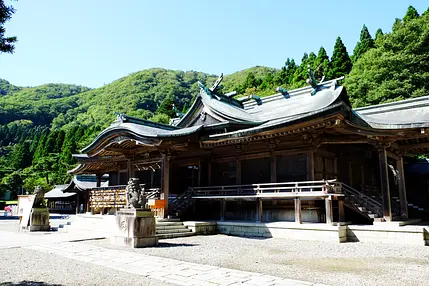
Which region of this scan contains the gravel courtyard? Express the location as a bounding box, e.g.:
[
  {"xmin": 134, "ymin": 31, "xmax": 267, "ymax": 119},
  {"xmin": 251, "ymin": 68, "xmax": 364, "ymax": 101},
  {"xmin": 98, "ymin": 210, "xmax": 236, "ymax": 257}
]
[
  {"xmin": 87, "ymin": 234, "xmax": 429, "ymax": 286},
  {"xmin": 1, "ymin": 220, "xmax": 429, "ymax": 286}
]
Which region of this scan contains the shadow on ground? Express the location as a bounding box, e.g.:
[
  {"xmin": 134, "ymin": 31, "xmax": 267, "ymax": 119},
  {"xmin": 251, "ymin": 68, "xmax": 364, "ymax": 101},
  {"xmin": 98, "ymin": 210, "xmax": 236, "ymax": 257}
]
[
  {"xmin": 0, "ymin": 282, "xmax": 62, "ymax": 286},
  {"xmin": 156, "ymin": 242, "xmax": 199, "ymax": 248}
]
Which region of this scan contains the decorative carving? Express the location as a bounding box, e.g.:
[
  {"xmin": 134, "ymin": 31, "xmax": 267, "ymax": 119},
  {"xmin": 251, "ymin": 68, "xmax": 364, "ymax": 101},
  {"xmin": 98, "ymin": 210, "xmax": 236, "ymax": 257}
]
[
  {"xmin": 125, "ymin": 178, "xmax": 147, "ymax": 209},
  {"xmin": 33, "ymin": 186, "xmax": 46, "ymax": 208}
]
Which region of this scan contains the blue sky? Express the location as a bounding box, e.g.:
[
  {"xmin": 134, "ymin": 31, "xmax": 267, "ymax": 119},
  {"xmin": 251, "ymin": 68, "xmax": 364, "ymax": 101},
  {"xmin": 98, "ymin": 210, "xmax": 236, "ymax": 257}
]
[{"xmin": 0, "ymin": 0, "xmax": 428, "ymax": 88}]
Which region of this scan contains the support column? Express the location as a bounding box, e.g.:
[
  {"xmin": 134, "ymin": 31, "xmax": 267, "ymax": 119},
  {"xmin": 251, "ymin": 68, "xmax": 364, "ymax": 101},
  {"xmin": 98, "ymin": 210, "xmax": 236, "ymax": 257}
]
[
  {"xmin": 96, "ymin": 174, "xmax": 102, "ymax": 187},
  {"xmin": 127, "ymin": 160, "xmax": 135, "ymax": 181},
  {"xmin": 338, "ymin": 197, "xmax": 345, "ymax": 223},
  {"xmin": 256, "ymin": 199, "xmax": 263, "ymax": 222},
  {"xmin": 306, "ymin": 151, "xmax": 314, "ymax": 180},
  {"xmin": 207, "ymin": 162, "xmax": 212, "ymax": 186},
  {"xmin": 270, "ymin": 155, "xmax": 277, "ymax": 183},
  {"xmin": 220, "ymin": 199, "xmax": 226, "ymax": 221},
  {"xmin": 161, "ymin": 154, "xmax": 170, "ymax": 218},
  {"xmin": 325, "ymin": 196, "xmax": 333, "ymax": 225},
  {"xmin": 396, "ymin": 156, "xmax": 408, "ymax": 219},
  {"xmin": 236, "ymin": 158, "xmax": 242, "ymax": 184},
  {"xmin": 75, "ymin": 193, "xmax": 80, "ymax": 214},
  {"xmin": 294, "ymin": 198, "xmax": 302, "ymax": 224},
  {"xmin": 378, "ymin": 147, "xmax": 392, "ymax": 221}
]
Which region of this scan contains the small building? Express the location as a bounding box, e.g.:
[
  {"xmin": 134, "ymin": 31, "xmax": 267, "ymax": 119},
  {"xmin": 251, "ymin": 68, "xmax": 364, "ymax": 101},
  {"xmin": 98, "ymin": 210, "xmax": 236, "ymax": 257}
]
[
  {"xmin": 69, "ymin": 74, "xmax": 429, "ymax": 226},
  {"xmin": 45, "ymin": 175, "xmax": 108, "ymax": 214}
]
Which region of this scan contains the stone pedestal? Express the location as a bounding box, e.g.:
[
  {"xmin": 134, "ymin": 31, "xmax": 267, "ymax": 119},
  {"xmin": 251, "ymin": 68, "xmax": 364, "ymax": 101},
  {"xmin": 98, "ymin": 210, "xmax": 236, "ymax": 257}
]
[
  {"xmin": 29, "ymin": 208, "xmax": 50, "ymax": 231},
  {"xmin": 110, "ymin": 208, "xmax": 158, "ymax": 248}
]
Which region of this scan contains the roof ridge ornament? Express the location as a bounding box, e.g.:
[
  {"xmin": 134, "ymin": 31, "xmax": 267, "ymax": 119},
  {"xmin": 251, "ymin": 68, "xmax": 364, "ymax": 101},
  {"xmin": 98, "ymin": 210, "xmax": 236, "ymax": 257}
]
[
  {"xmin": 114, "ymin": 112, "xmax": 126, "ymax": 122},
  {"xmin": 172, "ymin": 104, "xmax": 184, "ymax": 118},
  {"xmin": 307, "ymin": 65, "xmax": 326, "ymax": 96}
]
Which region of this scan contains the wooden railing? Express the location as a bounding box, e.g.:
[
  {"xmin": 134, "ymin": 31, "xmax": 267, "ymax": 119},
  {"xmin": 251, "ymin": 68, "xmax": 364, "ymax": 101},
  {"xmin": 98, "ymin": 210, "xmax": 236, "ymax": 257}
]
[
  {"xmin": 336, "ymin": 182, "xmax": 383, "ymax": 218},
  {"xmin": 190, "ymin": 180, "xmax": 340, "ymax": 197}
]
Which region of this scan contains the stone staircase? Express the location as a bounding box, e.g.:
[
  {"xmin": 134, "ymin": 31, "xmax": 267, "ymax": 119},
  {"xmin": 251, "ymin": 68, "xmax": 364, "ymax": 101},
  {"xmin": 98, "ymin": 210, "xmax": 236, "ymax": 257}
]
[
  {"xmin": 156, "ymin": 218, "xmax": 194, "ymax": 239},
  {"xmin": 341, "ymin": 183, "xmax": 383, "ymax": 221}
]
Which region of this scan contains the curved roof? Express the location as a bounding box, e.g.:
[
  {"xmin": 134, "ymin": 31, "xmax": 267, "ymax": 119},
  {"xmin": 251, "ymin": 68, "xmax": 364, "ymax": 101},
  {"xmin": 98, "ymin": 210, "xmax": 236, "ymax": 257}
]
[{"xmin": 353, "ymin": 96, "xmax": 429, "ymax": 129}]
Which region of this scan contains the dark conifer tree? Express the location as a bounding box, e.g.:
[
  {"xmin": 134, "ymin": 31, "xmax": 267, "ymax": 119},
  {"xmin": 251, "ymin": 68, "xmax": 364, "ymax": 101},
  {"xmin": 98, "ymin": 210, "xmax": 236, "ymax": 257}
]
[
  {"xmin": 352, "ymin": 25, "xmax": 375, "ymax": 63},
  {"xmin": 329, "ymin": 37, "xmax": 352, "ymax": 79},
  {"xmin": 403, "ymin": 5, "xmax": 419, "ymax": 22}
]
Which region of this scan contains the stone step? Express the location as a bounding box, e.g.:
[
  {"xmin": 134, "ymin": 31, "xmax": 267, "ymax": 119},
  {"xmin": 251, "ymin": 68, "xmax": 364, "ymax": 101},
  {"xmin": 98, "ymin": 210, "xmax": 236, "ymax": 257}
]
[
  {"xmin": 156, "ymin": 223, "xmax": 188, "ymax": 230},
  {"xmin": 155, "ymin": 222, "xmax": 185, "ymax": 227},
  {"xmin": 157, "ymin": 232, "xmax": 195, "ymax": 239},
  {"xmin": 156, "ymin": 218, "xmax": 180, "ymax": 222},
  {"xmin": 156, "ymin": 228, "xmax": 192, "ymax": 234},
  {"xmin": 368, "ymin": 213, "xmax": 379, "ymax": 218}
]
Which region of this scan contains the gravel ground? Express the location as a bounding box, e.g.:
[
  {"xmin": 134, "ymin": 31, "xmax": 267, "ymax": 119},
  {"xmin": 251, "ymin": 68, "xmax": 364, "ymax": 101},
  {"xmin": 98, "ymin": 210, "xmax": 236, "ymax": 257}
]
[
  {"xmin": 86, "ymin": 235, "xmax": 429, "ymax": 286},
  {"xmin": 0, "ymin": 247, "xmax": 172, "ymax": 286}
]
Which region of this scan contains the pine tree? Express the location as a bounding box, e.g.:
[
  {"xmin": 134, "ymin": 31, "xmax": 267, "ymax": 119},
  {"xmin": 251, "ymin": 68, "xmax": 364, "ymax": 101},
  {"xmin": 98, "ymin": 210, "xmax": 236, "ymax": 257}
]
[
  {"xmin": 352, "ymin": 25, "xmax": 375, "ymax": 63},
  {"xmin": 375, "ymin": 29, "xmax": 384, "ymax": 42},
  {"xmin": 33, "ymin": 134, "xmax": 47, "ymax": 163},
  {"xmin": 329, "ymin": 37, "xmax": 352, "ymax": 79},
  {"xmin": 259, "ymin": 72, "xmax": 274, "ymax": 90},
  {"xmin": 403, "ymin": 5, "xmax": 419, "ymax": 22},
  {"xmin": 314, "ymin": 47, "xmax": 330, "ymax": 80},
  {"xmin": 156, "ymin": 96, "xmax": 176, "ymax": 118}
]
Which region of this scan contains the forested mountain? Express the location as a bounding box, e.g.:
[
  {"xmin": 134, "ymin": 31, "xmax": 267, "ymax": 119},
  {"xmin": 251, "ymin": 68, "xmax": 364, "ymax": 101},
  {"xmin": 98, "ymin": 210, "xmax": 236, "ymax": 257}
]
[{"xmin": 1, "ymin": 5, "xmax": 428, "ymax": 197}]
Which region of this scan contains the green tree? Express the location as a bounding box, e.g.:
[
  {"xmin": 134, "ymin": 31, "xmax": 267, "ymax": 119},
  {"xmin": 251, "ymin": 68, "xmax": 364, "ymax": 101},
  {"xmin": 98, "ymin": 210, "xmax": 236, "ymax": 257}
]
[
  {"xmin": 375, "ymin": 28, "xmax": 384, "ymax": 42},
  {"xmin": 156, "ymin": 95, "xmax": 176, "ymax": 118},
  {"xmin": 403, "ymin": 5, "xmax": 419, "ymax": 22},
  {"xmin": 345, "ymin": 11, "xmax": 429, "ymax": 107},
  {"xmin": 352, "ymin": 25, "xmax": 375, "ymax": 63},
  {"xmin": 0, "ymin": 0, "xmax": 17, "ymax": 53},
  {"xmin": 314, "ymin": 47, "xmax": 330, "ymax": 80},
  {"xmin": 329, "ymin": 37, "xmax": 352, "ymax": 79}
]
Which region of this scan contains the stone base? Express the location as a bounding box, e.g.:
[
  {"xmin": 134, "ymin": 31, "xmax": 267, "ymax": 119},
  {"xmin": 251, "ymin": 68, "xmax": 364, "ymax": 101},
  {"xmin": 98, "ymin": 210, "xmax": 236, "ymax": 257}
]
[
  {"xmin": 110, "ymin": 236, "xmax": 158, "ymax": 248},
  {"xmin": 28, "ymin": 208, "xmax": 50, "ymax": 232},
  {"xmin": 110, "ymin": 208, "xmax": 158, "ymax": 248},
  {"xmin": 183, "ymin": 221, "xmax": 217, "ymax": 235}
]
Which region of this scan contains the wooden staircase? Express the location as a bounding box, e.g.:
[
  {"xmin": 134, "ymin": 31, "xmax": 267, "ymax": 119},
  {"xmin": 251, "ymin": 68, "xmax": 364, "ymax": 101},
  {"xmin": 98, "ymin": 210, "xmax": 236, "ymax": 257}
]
[
  {"xmin": 156, "ymin": 218, "xmax": 194, "ymax": 239},
  {"xmin": 340, "ymin": 183, "xmax": 383, "ymax": 221},
  {"xmin": 168, "ymin": 188, "xmax": 194, "ymax": 218}
]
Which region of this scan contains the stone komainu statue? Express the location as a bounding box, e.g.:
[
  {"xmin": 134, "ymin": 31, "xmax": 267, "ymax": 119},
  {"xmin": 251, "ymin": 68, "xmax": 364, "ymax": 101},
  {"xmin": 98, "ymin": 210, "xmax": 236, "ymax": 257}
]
[
  {"xmin": 125, "ymin": 178, "xmax": 146, "ymax": 209},
  {"xmin": 33, "ymin": 186, "xmax": 46, "ymax": 208}
]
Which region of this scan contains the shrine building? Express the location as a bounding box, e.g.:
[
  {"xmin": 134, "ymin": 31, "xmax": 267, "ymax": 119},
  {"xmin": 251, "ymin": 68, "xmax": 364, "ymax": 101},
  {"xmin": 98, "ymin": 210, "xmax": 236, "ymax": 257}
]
[{"xmin": 69, "ymin": 73, "xmax": 429, "ymax": 234}]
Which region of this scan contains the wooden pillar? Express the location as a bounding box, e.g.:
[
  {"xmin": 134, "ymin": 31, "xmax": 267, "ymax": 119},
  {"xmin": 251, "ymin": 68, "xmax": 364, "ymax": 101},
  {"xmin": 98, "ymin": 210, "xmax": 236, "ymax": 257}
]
[
  {"xmin": 198, "ymin": 160, "xmax": 202, "ymax": 187},
  {"xmin": 338, "ymin": 198, "xmax": 345, "ymax": 222},
  {"xmin": 294, "ymin": 198, "xmax": 302, "ymax": 224},
  {"xmin": 75, "ymin": 193, "xmax": 80, "ymax": 214},
  {"xmin": 396, "ymin": 156, "xmax": 408, "ymax": 219},
  {"xmin": 270, "ymin": 155, "xmax": 277, "ymax": 183},
  {"xmin": 378, "ymin": 147, "xmax": 392, "ymax": 221},
  {"xmin": 161, "ymin": 154, "xmax": 170, "ymax": 218},
  {"xmin": 325, "ymin": 196, "xmax": 333, "ymax": 225},
  {"xmin": 127, "ymin": 160, "xmax": 134, "ymax": 180},
  {"xmin": 207, "ymin": 161, "xmax": 212, "ymax": 185},
  {"xmin": 256, "ymin": 199, "xmax": 263, "ymax": 222},
  {"xmin": 150, "ymin": 170, "xmax": 154, "ymax": 189},
  {"xmin": 236, "ymin": 158, "xmax": 242, "ymax": 184},
  {"xmin": 220, "ymin": 199, "xmax": 226, "ymax": 221},
  {"xmin": 96, "ymin": 174, "xmax": 102, "ymax": 187},
  {"xmin": 306, "ymin": 151, "xmax": 314, "ymax": 180}
]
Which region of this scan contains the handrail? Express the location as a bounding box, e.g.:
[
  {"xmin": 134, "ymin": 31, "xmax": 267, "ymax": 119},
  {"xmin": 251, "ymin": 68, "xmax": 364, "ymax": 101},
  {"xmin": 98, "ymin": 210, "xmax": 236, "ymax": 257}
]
[
  {"xmin": 192, "ymin": 180, "xmax": 337, "ymax": 190},
  {"xmin": 337, "ymin": 183, "xmax": 382, "ymax": 208},
  {"xmin": 190, "ymin": 180, "xmax": 339, "ymax": 197}
]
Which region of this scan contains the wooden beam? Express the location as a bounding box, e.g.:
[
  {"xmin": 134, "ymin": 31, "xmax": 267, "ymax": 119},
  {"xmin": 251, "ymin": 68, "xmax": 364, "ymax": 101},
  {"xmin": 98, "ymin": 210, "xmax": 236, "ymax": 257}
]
[
  {"xmin": 378, "ymin": 147, "xmax": 392, "ymax": 222},
  {"xmin": 325, "ymin": 196, "xmax": 333, "ymax": 225},
  {"xmin": 207, "ymin": 161, "xmax": 212, "ymax": 185},
  {"xmin": 270, "ymin": 155, "xmax": 277, "ymax": 183},
  {"xmin": 396, "ymin": 156, "xmax": 409, "ymax": 219},
  {"xmin": 161, "ymin": 155, "xmax": 170, "ymax": 218},
  {"xmin": 236, "ymin": 158, "xmax": 242, "ymax": 184},
  {"xmin": 256, "ymin": 199, "xmax": 263, "ymax": 222},
  {"xmin": 338, "ymin": 198, "xmax": 345, "ymax": 222},
  {"xmin": 220, "ymin": 199, "xmax": 226, "ymax": 221},
  {"xmin": 306, "ymin": 151, "xmax": 314, "ymax": 180},
  {"xmin": 294, "ymin": 198, "xmax": 302, "ymax": 224}
]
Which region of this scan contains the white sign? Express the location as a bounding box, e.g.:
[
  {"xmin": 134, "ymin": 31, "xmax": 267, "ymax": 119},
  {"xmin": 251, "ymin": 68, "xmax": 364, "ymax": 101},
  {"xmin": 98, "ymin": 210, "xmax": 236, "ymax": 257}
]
[{"xmin": 18, "ymin": 195, "xmax": 35, "ymax": 228}]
